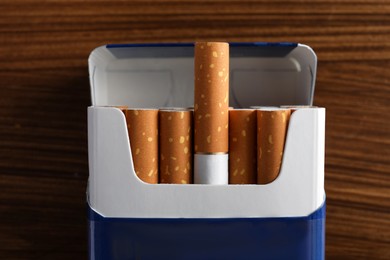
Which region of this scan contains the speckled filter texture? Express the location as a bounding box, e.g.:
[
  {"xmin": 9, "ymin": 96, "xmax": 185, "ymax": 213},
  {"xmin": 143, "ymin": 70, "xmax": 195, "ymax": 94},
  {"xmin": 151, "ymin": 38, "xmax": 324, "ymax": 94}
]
[
  {"xmin": 229, "ymin": 109, "xmax": 257, "ymax": 184},
  {"xmin": 125, "ymin": 109, "xmax": 159, "ymax": 184},
  {"xmin": 194, "ymin": 42, "xmax": 229, "ymax": 153},
  {"xmin": 257, "ymin": 109, "xmax": 291, "ymax": 184},
  {"xmin": 159, "ymin": 109, "xmax": 193, "ymax": 184}
]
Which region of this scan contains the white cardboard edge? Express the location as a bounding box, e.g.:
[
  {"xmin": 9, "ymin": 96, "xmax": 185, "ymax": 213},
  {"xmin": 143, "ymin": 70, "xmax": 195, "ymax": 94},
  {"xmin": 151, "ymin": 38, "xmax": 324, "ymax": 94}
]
[
  {"xmin": 87, "ymin": 107, "xmax": 325, "ymax": 218},
  {"xmin": 298, "ymin": 43, "xmax": 317, "ymax": 105},
  {"xmin": 194, "ymin": 154, "xmax": 229, "ymax": 185}
]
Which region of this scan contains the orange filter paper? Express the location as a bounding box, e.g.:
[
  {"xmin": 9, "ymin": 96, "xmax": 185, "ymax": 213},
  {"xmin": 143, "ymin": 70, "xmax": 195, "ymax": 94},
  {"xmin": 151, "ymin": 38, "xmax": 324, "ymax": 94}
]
[
  {"xmin": 159, "ymin": 109, "xmax": 193, "ymax": 184},
  {"xmin": 229, "ymin": 109, "xmax": 257, "ymax": 184},
  {"xmin": 257, "ymin": 108, "xmax": 291, "ymax": 184},
  {"xmin": 194, "ymin": 42, "xmax": 229, "ymax": 153},
  {"xmin": 125, "ymin": 109, "xmax": 159, "ymax": 184}
]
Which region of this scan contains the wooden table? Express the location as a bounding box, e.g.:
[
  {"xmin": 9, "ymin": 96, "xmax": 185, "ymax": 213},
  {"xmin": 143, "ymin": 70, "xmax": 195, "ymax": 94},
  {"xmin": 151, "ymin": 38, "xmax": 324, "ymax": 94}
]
[{"xmin": 1, "ymin": 1, "xmax": 389, "ymax": 259}]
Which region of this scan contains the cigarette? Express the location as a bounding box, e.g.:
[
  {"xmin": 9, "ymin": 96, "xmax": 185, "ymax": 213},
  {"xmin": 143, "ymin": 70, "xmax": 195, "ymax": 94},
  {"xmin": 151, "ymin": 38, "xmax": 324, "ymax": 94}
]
[
  {"xmin": 229, "ymin": 109, "xmax": 257, "ymax": 184},
  {"xmin": 159, "ymin": 108, "xmax": 193, "ymax": 184},
  {"xmin": 125, "ymin": 108, "xmax": 159, "ymax": 184},
  {"xmin": 256, "ymin": 108, "xmax": 291, "ymax": 184},
  {"xmin": 194, "ymin": 42, "xmax": 229, "ymax": 184}
]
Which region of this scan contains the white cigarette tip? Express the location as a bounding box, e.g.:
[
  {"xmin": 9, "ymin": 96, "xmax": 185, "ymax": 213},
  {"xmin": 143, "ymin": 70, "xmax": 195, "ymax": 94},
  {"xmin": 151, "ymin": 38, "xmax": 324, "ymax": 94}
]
[{"xmin": 194, "ymin": 154, "xmax": 229, "ymax": 185}]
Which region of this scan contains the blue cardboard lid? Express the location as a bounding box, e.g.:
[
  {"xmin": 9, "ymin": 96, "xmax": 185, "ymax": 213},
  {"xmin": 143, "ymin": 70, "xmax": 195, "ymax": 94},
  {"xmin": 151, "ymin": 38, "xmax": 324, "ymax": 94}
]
[{"xmin": 88, "ymin": 42, "xmax": 317, "ymax": 108}]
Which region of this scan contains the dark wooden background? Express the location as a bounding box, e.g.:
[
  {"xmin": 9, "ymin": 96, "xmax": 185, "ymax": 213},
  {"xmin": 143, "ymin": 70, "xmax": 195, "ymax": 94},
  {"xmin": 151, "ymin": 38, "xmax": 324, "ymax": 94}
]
[{"xmin": 1, "ymin": 0, "xmax": 389, "ymax": 259}]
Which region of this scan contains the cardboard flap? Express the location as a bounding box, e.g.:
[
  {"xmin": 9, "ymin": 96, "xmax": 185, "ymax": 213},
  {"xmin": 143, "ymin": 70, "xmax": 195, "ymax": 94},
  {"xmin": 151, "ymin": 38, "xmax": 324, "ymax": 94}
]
[{"xmin": 88, "ymin": 43, "xmax": 316, "ymax": 107}]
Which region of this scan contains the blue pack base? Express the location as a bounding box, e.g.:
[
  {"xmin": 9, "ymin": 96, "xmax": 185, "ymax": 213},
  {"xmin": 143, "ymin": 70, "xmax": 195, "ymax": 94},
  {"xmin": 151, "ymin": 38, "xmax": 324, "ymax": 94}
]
[{"xmin": 88, "ymin": 203, "xmax": 325, "ymax": 260}]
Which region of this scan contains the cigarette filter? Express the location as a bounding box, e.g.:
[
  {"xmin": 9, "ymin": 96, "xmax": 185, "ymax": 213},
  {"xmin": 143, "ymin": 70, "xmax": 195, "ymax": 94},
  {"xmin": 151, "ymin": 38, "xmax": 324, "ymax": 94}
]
[
  {"xmin": 194, "ymin": 42, "xmax": 229, "ymax": 184},
  {"xmin": 125, "ymin": 109, "xmax": 159, "ymax": 184},
  {"xmin": 229, "ymin": 109, "xmax": 257, "ymax": 184},
  {"xmin": 159, "ymin": 109, "xmax": 193, "ymax": 184},
  {"xmin": 257, "ymin": 108, "xmax": 291, "ymax": 184}
]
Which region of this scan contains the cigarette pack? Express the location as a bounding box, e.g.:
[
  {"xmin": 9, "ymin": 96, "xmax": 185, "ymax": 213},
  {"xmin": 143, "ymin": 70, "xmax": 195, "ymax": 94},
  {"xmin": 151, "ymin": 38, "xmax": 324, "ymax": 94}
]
[{"xmin": 87, "ymin": 43, "xmax": 325, "ymax": 259}]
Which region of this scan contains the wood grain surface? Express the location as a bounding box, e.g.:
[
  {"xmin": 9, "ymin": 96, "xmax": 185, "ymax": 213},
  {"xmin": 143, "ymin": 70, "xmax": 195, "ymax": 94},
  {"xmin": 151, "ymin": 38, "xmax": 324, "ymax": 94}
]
[{"xmin": 1, "ymin": 0, "xmax": 389, "ymax": 259}]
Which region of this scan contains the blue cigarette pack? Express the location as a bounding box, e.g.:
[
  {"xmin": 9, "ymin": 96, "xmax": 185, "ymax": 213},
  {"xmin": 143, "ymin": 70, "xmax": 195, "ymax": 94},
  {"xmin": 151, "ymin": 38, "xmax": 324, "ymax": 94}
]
[{"xmin": 87, "ymin": 43, "xmax": 325, "ymax": 259}]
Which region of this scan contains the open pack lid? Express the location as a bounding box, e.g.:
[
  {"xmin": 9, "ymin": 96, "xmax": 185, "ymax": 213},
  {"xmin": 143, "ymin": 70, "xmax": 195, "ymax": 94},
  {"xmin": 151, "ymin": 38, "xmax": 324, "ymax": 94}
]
[{"xmin": 88, "ymin": 43, "xmax": 317, "ymax": 108}]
